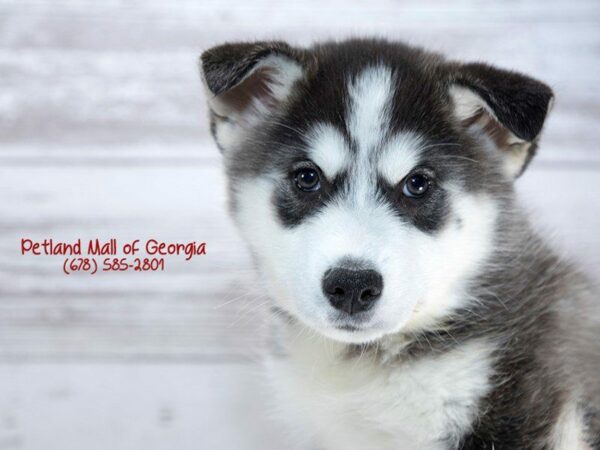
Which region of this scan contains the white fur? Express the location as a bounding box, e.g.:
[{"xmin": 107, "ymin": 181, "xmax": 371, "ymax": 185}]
[
  {"xmin": 378, "ymin": 132, "xmax": 424, "ymax": 185},
  {"xmin": 449, "ymin": 85, "xmax": 489, "ymax": 123},
  {"xmin": 403, "ymin": 190, "xmax": 498, "ymax": 333},
  {"xmin": 502, "ymin": 142, "xmax": 531, "ymax": 177},
  {"xmin": 346, "ymin": 66, "xmax": 394, "ymax": 207},
  {"xmin": 268, "ymin": 325, "xmax": 496, "ymax": 450},
  {"xmin": 551, "ymin": 401, "xmax": 592, "ymax": 450},
  {"xmin": 347, "ymin": 65, "xmax": 394, "ymax": 153},
  {"xmin": 214, "ymin": 119, "xmax": 239, "ymax": 151},
  {"xmin": 306, "ymin": 123, "xmax": 349, "ymax": 180},
  {"xmin": 256, "ymin": 55, "xmax": 304, "ymax": 104}
]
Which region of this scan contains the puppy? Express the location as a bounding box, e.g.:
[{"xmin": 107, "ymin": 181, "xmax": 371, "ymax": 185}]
[{"xmin": 199, "ymin": 38, "xmax": 599, "ymax": 449}]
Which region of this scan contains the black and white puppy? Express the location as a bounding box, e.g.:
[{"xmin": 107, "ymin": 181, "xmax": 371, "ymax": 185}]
[{"xmin": 199, "ymin": 39, "xmax": 599, "ymax": 449}]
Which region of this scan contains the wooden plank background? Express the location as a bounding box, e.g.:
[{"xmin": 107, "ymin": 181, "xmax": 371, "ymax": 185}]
[{"xmin": 0, "ymin": 0, "xmax": 598, "ymax": 449}]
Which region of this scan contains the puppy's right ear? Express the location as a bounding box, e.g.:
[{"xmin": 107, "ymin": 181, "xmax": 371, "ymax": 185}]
[{"xmin": 199, "ymin": 42, "xmax": 306, "ymax": 152}]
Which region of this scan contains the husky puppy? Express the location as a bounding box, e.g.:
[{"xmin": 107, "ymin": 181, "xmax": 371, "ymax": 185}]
[{"xmin": 199, "ymin": 39, "xmax": 599, "ymax": 449}]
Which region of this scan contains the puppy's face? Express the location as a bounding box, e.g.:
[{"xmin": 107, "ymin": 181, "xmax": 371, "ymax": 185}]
[{"xmin": 200, "ymin": 40, "xmax": 553, "ymax": 343}]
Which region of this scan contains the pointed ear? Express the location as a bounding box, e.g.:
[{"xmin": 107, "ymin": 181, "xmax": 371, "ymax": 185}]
[
  {"xmin": 199, "ymin": 41, "xmax": 306, "ymax": 152},
  {"xmin": 449, "ymin": 63, "xmax": 554, "ymax": 178}
]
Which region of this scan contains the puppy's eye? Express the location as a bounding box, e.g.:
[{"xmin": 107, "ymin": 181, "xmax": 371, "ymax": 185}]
[
  {"xmin": 402, "ymin": 173, "xmax": 430, "ymax": 198},
  {"xmin": 294, "ymin": 168, "xmax": 321, "ymax": 192}
]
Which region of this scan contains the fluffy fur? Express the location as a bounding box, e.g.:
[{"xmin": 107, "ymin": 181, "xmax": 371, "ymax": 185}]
[{"xmin": 199, "ymin": 38, "xmax": 599, "ymax": 449}]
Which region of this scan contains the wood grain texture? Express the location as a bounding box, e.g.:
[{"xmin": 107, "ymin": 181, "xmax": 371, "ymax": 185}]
[{"xmin": 0, "ymin": 363, "xmax": 288, "ymax": 450}]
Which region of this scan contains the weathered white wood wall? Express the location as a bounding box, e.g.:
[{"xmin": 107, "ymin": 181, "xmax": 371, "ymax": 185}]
[{"xmin": 0, "ymin": 0, "xmax": 598, "ymax": 448}]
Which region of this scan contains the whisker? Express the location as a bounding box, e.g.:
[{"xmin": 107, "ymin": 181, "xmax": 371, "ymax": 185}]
[{"xmin": 213, "ymin": 290, "xmax": 258, "ymax": 310}]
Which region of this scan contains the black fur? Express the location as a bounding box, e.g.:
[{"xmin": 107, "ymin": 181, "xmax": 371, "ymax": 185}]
[
  {"xmin": 200, "ymin": 41, "xmax": 303, "ymax": 96},
  {"xmin": 451, "ymin": 63, "xmax": 554, "ymax": 142}
]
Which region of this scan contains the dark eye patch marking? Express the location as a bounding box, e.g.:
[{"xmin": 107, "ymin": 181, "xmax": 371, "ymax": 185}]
[
  {"xmin": 273, "ymin": 156, "xmax": 450, "ymax": 234},
  {"xmin": 378, "ymin": 170, "xmax": 450, "ymax": 234},
  {"xmin": 274, "ymin": 168, "xmax": 348, "ymax": 227}
]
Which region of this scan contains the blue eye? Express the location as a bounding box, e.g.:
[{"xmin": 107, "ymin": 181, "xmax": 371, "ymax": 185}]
[
  {"xmin": 403, "ymin": 173, "xmax": 430, "ymax": 198},
  {"xmin": 295, "ymin": 168, "xmax": 321, "ymax": 192}
]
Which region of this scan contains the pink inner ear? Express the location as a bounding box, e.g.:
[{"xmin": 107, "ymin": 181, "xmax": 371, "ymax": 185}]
[
  {"xmin": 461, "ymin": 109, "xmax": 522, "ymax": 151},
  {"xmin": 216, "ymin": 66, "xmax": 280, "ymax": 115}
]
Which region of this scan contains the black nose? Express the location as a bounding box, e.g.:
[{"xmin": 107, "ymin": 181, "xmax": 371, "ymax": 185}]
[{"xmin": 322, "ymin": 266, "xmax": 383, "ymax": 315}]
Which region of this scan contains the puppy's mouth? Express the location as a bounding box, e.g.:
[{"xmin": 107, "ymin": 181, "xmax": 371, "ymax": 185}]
[
  {"xmin": 324, "ymin": 324, "xmax": 388, "ymax": 344},
  {"xmin": 331, "ymin": 310, "xmax": 374, "ymax": 330},
  {"xmin": 323, "ymin": 313, "xmax": 390, "ymax": 343},
  {"xmin": 336, "ymin": 324, "xmax": 362, "ymax": 332},
  {"xmin": 279, "ymin": 299, "xmax": 393, "ymax": 343}
]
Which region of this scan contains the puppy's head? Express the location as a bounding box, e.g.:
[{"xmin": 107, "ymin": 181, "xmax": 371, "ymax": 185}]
[{"xmin": 199, "ymin": 39, "xmax": 553, "ymax": 343}]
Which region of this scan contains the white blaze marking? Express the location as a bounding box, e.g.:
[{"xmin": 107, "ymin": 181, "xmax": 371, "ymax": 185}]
[
  {"xmin": 346, "ymin": 66, "xmax": 395, "ymax": 206},
  {"xmin": 347, "ymin": 66, "xmax": 394, "ymax": 154}
]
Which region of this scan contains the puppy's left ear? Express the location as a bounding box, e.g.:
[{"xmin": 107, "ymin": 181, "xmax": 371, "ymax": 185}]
[{"xmin": 449, "ymin": 63, "xmax": 554, "ymax": 178}]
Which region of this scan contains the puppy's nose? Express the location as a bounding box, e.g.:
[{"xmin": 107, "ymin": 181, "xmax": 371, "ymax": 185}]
[{"xmin": 322, "ymin": 266, "xmax": 383, "ymax": 315}]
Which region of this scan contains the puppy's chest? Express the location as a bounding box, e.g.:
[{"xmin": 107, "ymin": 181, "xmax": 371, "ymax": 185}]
[{"xmin": 268, "ymin": 332, "xmax": 495, "ymax": 450}]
